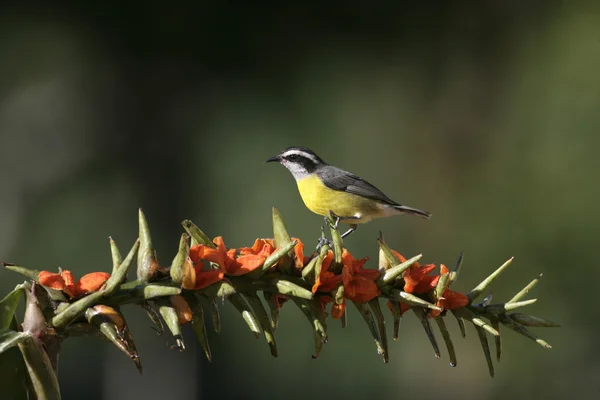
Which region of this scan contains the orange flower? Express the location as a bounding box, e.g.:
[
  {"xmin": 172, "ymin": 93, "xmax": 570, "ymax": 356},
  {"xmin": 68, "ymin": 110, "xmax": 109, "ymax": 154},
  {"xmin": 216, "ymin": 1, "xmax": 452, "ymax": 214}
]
[
  {"xmin": 340, "ymin": 249, "xmax": 380, "ymax": 303},
  {"xmin": 313, "ymin": 251, "xmax": 340, "ymax": 293},
  {"xmin": 190, "ymin": 236, "xmax": 273, "ymax": 276},
  {"xmin": 39, "ymin": 269, "xmax": 110, "ymax": 298}
]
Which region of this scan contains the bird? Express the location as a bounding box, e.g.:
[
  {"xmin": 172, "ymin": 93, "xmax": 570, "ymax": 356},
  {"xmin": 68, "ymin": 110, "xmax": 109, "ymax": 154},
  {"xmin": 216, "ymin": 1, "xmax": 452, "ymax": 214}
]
[{"xmin": 266, "ymin": 146, "xmax": 431, "ymax": 239}]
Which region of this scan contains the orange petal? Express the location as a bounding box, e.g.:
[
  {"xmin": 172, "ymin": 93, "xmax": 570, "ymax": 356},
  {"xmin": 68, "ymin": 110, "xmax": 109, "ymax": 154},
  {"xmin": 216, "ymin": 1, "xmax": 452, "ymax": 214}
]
[
  {"xmin": 192, "ymin": 246, "xmax": 225, "ymax": 269},
  {"xmin": 341, "ymin": 248, "xmax": 354, "ymax": 266},
  {"xmin": 239, "ymin": 239, "xmax": 263, "ymax": 256},
  {"xmin": 181, "ymin": 256, "xmax": 197, "ymax": 290},
  {"xmin": 391, "ymin": 250, "xmax": 407, "ymax": 263},
  {"xmin": 213, "ymin": 236, "xmax": 227, "ymax": 253},
  {"xmin": 443, "ymin": 289, "xmax": 469, "ymax": 310},
  {"xmin": 60, "ymin": 270, "xmax": 75, "ymax": 287},
  {"xmin": 226, "ymin": 254, "xmax": 266, "ymax": 276},
  {"xmin": 194, "ymin": 269, "xmax": 224, "ymax": 290},
  {"xmin": 331, "ymin": 301, "xmax": 346, "ymax": 320},
  {"xmin": 189, "ymin": 244, "xmax": 202, "ymax": 263},
  {"xmin": 321, "ymin": 251, "xmax": 334, "ymax": 273},
  {"xmin": 440, "ymin": 264, "xmax": 449, "ymax": 275},
  {"xmin": 291, "ymin": 237, "xmax": 305, "ymax": 268},
  {"xmin": 345, "ymin": 275, "xmax": 380, "ymax": 303},
  {"xmin": 38, "ymin": 271, "xmax": 66, "ymax": 291},
  {"xmin": 357, "ymin": 269, "xmax": 380, "ymax": 281},
  {"xmin": 74, "ymin": 272, "xmax": 111, "ymax": 297},
  {"xmin": 317, "ymin": 271, "xmax": 343, "ymax": 292},
  {"xmin": 170, "ymin": 295, "xmax": 193, "ymax": 325}
]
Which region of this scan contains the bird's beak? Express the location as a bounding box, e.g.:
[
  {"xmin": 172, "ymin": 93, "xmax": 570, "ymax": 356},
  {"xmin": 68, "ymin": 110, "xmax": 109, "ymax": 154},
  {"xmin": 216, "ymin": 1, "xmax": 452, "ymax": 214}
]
[{"xmin": 266, "ymin": 154, "xmax": 281, "ymax": 163}]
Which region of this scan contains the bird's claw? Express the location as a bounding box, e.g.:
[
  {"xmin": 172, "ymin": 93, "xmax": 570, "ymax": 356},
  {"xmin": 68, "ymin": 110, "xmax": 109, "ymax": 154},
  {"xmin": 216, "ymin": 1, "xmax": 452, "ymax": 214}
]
[
  {"xmin": 316, "ymin": 236, "xmax": 333, "ymax": 251},
  {"xmin": 324, "ymin": 212, "xmax": 340, "ymax": 230}
]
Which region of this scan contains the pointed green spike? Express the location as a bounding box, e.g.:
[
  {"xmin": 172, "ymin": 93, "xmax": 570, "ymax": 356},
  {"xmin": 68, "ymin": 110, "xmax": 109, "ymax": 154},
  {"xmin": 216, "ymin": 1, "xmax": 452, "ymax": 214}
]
[
  {"xmin": 368, "ymin": 299, "xmax": 389, "ymax": 363},
  {"xmin": 208, "ymin": 298, "xmax": 221, "ymax": 333},
  {"xmin": 156, "ymin": 298, "xmax": 185, "ymax": 351},
  {"xmin": 109, "ymin": 237, "xmax": 123, "ymax": 275},
  {"xmin": 244, "ymin": 292, "xmax": 278, "ymax": 357},
  {"xmin": 491, "ymin": 319, "xmax": 502, "ymax": 361},
  {"xmin": 270, "ymin": 278, "xmax": 313, "ymax": 300},
  {"xmin": 353, "ymin": 301, "xmax": 385, "ymax": 360},
  {"xmin": 0, "ymin": 284, "xmax": 27, "ymax": 330},
  {"xmin": 170, "ymin": 234, "xmax": 190, "ymax": 286},
  {"xmin": 85, "ymin": 307, "xmax": 141, "ymax": 373},
  {"xmin": 380, "ymin": 255, "xmax": 423, "ymax": 285},
  {"xmin": 137, "ymin": 209, "xmax": 159, "ymax": 282},
  {"xmin": 467, "ymin": 257, "xmax": 514, "ymax": 302},
  {"xmin": 310, "ymin": 298, "xmax": 328, "ymax": 338},
  {"xmin": 301, "ymin": 254, "xmax": 320, "ymax": 279},
  {"xmin": 196, "ymin": 295, "xmax": 221, "ymax": 333},
  {"xmin": 433, "ymin": 272, "xmax": 450, "ymax": 301},
  {"xmin": 449, "ymin": 251, "xmax": 464, "ymax": 285},
  {"xmin": 272, "ymin": 208, "xmax": 293, "ymax": 272},
  {"xmin": 412, "ymin": 307, "xmax": 440, "ymax": 358},
  {"xmin": 227, "ymin": 293, "xmax": 262, "ymax": 338},
  {"xmin": 484, "ymin": 299, "xmax": 537, "ymax": 314},
  {"xmin": 390, "ymin": 290, "xmax": 442, "ymax": 311},
  {"xmin": 508, "ymin": 274, "xmax": 543, "ymax": 303},
  {"xmin": 15, "ymin": 334, "xmax": 62, "ymax": 399},
  {"xmin": 455, "ymin": 307, "xmax": 499, "ymax": 336},
  {"xmin": 2, "ymin": 264, "xmax": 40, "ymax": 281},
  {"xmin": 292, "ymin": 298, "xmax": 327, "ymax": 341},
  {"xmin": 434, "ymin": 316, "xmax": 457, "ymax": 367},
  {"xmin": 475, "ymin": 325, "xmax": 494, "ymax": 377},
  {"xmin": 262, "ymin": 291, "xmax": 280, "ymax": 330},
  {"xmin": 377, "ymin": 238, "xmax": 401, "ymax": 267},
  {"xmin": 105, "ymin": 240, "xmax": 140, "ymax": 292},
  {"xmin": 508, "ymin": 313, "xmax": 561, "ymax": 328},
  {"xmin": 312, "ymin": 330, "xmax": 324, "ymax": 359},
  {"xmin": 451, "ymin": 310, "xmax": 467, "ymax": 338},
  {"xmin": 388, "ymin": 301, "xmax": 401, "ymax": 340},
  {"xmin": 141, "ymin": 302, "xmax": 164, "ymax": 335},
  {"xmin": 187, "ymin": 296, "xmax": 212, "ymax": 362},
  {"xmin": 500, "ymin": 315, "xmax": 552, "ymax": 348},
  {"xmin": 181, "ymin": 219, "xmax": 215, "ymax": 248},
  {"xmin": 377, "ymin": 232, "xmax": 392, "ymax": 271}
]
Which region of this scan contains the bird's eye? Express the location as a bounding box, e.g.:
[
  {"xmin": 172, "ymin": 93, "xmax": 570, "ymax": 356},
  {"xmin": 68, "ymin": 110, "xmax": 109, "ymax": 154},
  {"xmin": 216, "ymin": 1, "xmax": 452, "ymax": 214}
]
[{"xmin": 287, "ymin": 154, "xmax": 299, "ymax": 161}]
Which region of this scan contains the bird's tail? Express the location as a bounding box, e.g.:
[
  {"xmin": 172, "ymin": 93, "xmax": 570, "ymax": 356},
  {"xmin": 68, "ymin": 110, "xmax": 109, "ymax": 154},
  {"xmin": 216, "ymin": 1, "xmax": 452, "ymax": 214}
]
[{"xmin": 393, "ymin": 205, "xmax": 432, "ymax": 220}]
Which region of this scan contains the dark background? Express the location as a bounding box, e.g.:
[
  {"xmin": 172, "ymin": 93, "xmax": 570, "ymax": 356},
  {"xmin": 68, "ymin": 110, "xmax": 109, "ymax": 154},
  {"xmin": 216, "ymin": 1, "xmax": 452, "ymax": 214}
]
[{"xmin": 1, "ymin": 2, "xmax": 597, "ymax": 399}]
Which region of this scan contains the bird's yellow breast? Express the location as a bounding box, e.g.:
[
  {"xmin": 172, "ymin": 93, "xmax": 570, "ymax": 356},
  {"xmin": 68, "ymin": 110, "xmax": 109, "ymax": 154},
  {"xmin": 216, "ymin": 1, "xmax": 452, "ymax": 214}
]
[{"xmin": 296, "ymin": 174, "xmax": 385, "ymax": 224}]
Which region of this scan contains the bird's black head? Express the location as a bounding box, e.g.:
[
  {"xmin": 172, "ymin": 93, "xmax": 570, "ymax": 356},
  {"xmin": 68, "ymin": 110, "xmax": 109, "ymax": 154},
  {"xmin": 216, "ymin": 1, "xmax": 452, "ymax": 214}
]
[{"xmin": 266, "ymin": 146, "xmax": 326, "ymax": 179}]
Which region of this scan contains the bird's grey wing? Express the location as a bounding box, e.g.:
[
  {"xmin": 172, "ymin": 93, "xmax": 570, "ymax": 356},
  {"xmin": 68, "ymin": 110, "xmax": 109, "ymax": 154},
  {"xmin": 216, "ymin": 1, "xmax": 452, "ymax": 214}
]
[{"xmin": 317, "ymin": 167, "xmax": 399, "ymax": 205}]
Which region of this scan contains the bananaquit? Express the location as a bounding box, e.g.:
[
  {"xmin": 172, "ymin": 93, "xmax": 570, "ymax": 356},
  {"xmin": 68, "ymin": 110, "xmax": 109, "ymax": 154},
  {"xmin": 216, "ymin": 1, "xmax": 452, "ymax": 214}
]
[{"xmin": 266, "ymin": 146, "xmax": 431, "ymax": 238}]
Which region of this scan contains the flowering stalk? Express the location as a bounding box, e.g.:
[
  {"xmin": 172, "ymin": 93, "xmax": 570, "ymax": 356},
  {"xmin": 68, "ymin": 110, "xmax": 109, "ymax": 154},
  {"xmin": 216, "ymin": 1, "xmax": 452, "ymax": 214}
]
[{"xmin": 0, "ymin": 208, "xmax": 559, "ymax": 398}]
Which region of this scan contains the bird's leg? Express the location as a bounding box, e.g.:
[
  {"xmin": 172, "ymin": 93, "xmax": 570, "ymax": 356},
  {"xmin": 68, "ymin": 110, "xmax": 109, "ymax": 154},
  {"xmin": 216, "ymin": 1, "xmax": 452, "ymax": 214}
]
[
  {"xmin": 316, "ymin": 236, "xmax": 333, "ymax": 251},
  {"xmin": 324, "ymin": 211, "xmax": 341, "ymax": 229},
  {"xmin": 340, "ymin": 224, "xmax": 358, "ymax": 239}
]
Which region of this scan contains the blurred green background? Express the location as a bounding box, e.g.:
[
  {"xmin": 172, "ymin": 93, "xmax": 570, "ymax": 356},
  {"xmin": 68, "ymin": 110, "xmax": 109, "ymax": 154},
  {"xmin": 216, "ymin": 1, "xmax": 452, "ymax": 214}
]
[{"xmin": 0, "ymin": 2, "xmax": 597, "ymax": 399}]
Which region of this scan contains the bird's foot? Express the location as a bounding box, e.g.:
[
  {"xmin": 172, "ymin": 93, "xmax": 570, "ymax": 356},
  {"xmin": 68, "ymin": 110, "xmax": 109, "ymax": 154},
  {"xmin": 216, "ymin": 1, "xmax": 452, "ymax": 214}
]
[
  {"xmin": 324, "ymin": 212, "xmax": 340, "ymax": 230},
  {"xmin": 316, "ymin": 236, "xmax": 333, "ymax": 251}
]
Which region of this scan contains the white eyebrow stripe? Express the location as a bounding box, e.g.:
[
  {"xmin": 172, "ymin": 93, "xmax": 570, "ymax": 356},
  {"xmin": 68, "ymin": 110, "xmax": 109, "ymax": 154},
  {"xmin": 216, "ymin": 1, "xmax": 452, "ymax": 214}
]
[{"xmin": 281, "ymin": 150, "xmax": 319, "ymax": 164}]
